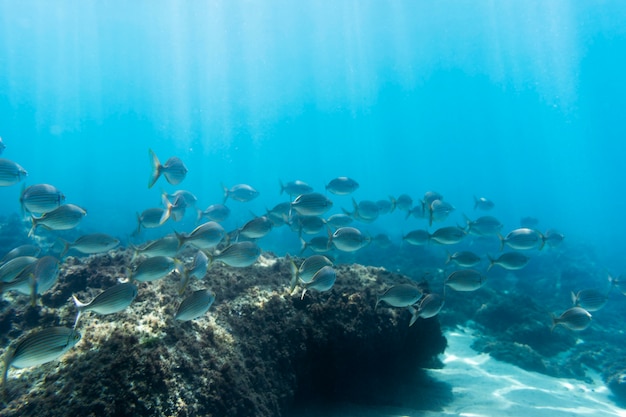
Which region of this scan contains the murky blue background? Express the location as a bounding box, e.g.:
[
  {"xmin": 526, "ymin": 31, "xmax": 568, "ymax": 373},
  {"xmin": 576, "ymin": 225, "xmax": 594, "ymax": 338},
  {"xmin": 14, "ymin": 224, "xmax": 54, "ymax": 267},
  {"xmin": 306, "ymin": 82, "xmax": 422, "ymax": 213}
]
[{"xmin": 1, "ymin": 1, "xmax": 625, "ymax": 267}]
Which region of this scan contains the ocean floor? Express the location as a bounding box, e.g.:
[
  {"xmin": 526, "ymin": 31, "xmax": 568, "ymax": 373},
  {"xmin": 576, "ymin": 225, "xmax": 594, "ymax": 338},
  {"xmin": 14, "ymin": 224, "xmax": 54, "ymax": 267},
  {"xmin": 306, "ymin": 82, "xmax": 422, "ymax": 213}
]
[{"xmin": 291, "ymin": 326, "xmax": 626, "ymax": 417}]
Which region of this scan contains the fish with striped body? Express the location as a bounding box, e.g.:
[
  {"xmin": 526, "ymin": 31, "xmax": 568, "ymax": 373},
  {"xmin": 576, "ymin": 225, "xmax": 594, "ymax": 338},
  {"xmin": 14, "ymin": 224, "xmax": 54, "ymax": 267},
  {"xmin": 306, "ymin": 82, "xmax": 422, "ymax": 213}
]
[
  {"xmin": 164, "ymin": 190, "xmax": 197, "ymax": 207},
  {"xmin": 551, "ymin": 307, "xmax": 592, "ymax": 331},
  {"xmin": 136, "ymin": 207, "xmax": 170, "ymax": 233},
  {"xmin": 375, "ymin": 197, "xmax": 396, "ymax": 214},
  {"xmin": 487, "ymin": 252, "xmax": 530, "ymax": 271},
  {"xmin": 132, "ymin": 235, "xmax": 180, "ymax": 259},
  {"xmin": 499, "ymin": 228, "xmax": 544, "ymax": 250},
  {"xmin": 176, "ymin": 221, "xmax": 225, "ymax": 250},
  {"xmin": 326, "ymin": 213, "xmax": 353, "ymax": 229},
  {"xmin": 1, "ymin": 327, "xmax": 81, "ymax": 389},
  {"xmin": 60, "ymin": 233, "xmax": 120, "ymax": 257},
  {"xmin": 446, "ymin": 251, "xmax": 481, "ymax": 268},
  {"xmin": 430, "ymin": 226, "xmax": 466, "ymax": 245},
  {"xmin": 148, "ymin": 149, "xmax": 188, "ymax": 188},
  {"xmin": 465, "ymin": 215, "xmax": 503, "ymax": 237},
  {"xmin": 211, "ymin": 241, "xmax": 260, "ymax": 267},
  {"xmin": 72, "ymin": 282, "xmax": 138, "ymax": 327},
  {"xmin": 0, "ymin": 158, "xmax": 27, "ymax": 186},
  {"xmin": 544, "ymin": 229, "xmax": 565, "ymax": 248},
  {"xmin": 375, "ymin": 284, "xmax": 422, "ymax": 308},
  {"xmin": 299, "ymin": 236, "xmax": 332, "ymax": 254},
  {"xmin": 291, "ymin": 192, "xmax": 333, "ymax": 216},
  {"xmin": 292, "ymin": 215, "xmax": 326, "ymax": 235},
  {"xmin": 0, "ymin": 256, "xmax": 38, "ymax": 283},
  {"xmin": 290, "ymin": 255, "xmax": 333, "ymax": 291},
  {"xmin": 222, "ymin": 183, "xmax": 259, "ymax": 203},
  {"xmin": 197, "ymin": 204, "xmax": 231, "ymax": 223},
  {"xmin": 331, "ymin": 227, "xmax": 370, "ymax": 252},
  {"xmin": 130, "ymin": 256, "xmax": 181, "ymax": 282},
  {"xmin": 1, "ymin": 256, "xmax": 60, "ymax": 305},
  {"xmin": 20, "ymin": 183, "xmax": 65, "ymax": 214},
  {"xmin": 280, "ymin": 180, "xmax": 313, "ymax": 196},
  {"xmin": 238, "ymin": 216, "xmax": 273, "ymax": 239},
  {"xmin": 473, "ymin": 196, "xmax": 494, "ymax": 211},
  {"xmin": 571, "ymin": 289, "xmax": 608, "ymax": 312},
  {"xmin": 445, "ymin": 269, "xmax": 486, "ymax": 292},
  {"xmin": 179, "ymin": 250, "xmax": 209, "ymax": 294},
  {"xmin": 403, "ymin": 230, "xmax": 431, "ymax": 246},
  {"xmin": 395, "ymin": 194, "xmax": 413, "ymax": 212},
  {"xmin": 325, "ymin": 177, "xmax": 359, "ymax": 195},
  {"xmin": 428, "ymin": 199, "xmax": 454, "ymax": 226},
  {"xmin": 29, "ymin": 204, "xmax": 87, "ymax": 237},
  {"xmin": 175, "ymin": 289, "xmax": 215, "ymax": 321},
  {"xmin": 300, "ymin": 266, "xmax": 337, "ymax": 300},
  {"xmin": 0, "ymin": 245, "xmax": 41, "ymax": 265},
  {"xmin": 408, "ymin": 293, "xmax": 445, "ymax": 325},
  {"xmin": 346, "ymin": 198, "xmax": 380, "ymax": 223}
]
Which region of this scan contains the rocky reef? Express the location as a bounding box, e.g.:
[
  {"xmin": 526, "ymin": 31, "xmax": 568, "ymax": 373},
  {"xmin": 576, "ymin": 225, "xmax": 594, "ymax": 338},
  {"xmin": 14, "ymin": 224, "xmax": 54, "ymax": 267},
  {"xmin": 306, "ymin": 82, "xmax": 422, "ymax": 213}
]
[{"xmin": 0, "ymin": 250, "xmax": 447, "ymax": 417}]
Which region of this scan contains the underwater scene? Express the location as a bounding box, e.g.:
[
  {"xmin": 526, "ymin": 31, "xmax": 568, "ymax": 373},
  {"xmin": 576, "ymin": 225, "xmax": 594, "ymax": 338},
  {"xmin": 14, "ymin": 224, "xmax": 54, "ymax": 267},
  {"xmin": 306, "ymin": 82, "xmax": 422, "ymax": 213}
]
[{"xmin": 1, "ymin": 1, "xmax": 626, "ymax": 416}]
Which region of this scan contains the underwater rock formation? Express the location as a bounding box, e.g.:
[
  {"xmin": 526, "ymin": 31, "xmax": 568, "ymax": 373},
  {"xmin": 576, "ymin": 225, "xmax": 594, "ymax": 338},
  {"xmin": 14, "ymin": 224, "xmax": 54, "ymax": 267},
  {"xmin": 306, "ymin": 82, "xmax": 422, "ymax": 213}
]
[{"xmin": 0, "ymin": 251, "xmax": 446, "ymax": 417}]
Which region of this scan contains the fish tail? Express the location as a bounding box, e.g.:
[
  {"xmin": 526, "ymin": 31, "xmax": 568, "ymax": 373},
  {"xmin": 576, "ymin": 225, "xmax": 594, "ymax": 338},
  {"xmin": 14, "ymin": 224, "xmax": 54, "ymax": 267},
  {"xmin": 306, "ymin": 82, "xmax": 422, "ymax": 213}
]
[
  {"xmin": 445, "ymin": 251, "xmax": 451, "ymax": 265},
  {"xmin": 178, "ymin": 269, "xmax": 191, "ymax": 296},
  {"xmin": 289, "ymin": 260, "xmax": 298, "ymax": 293},
  {"xmin": 388, "ymin": 195, "xmax": 397, "ymax": 213},
  {"xmin": 487, "ymin": 254, "xmax": 495, "ymax": 271},
  {"xmin": 72, "ymin": 294, "xmax": 89, "ymax": 310},
  {"xmin": 148, "ymin": 149, "xmax": 162, "ymax": 188},
  {"xmin": 19, "ymin": 182, "xmax": 26, "ymax": 219},
  {"xmin": 73, "ymin": 311, "xmax": 82, "ymax": 330},
  {"xmin": 538, "ymin": 232, "xmax": 546, "ymax": 250},
  {"xmin": 300, "ymin": 288, "xmax": 307, "ymax": 300},
  {"xmin": 408, "ymin": 305, "xmax": 419, "ymax": 327},
  {"xmin": 221, "ymin": 183, "xmax": 229, "ymax": 204},
  {"xmin": 195, "ymin": 208, "xmax": 203, "ymax": 224},
  {"xmin": 374, "ymin": 297, "xmax": 380, "ymax": 309},
  {"xmin": 28, "ymin": 216, "xmax": 38, "ymax": 238},
  {"xmin": 1, "ymin": 356, "xmax": 9, "ymax": 396},
  {"xmin": 279, "ymin": 180, "xmax": 285, "ymax": 195},
  {"xmin": 159, "ymin": 195, "xmax": 172, "ymax": 225},
  {"xmin": 29, "ymin": 274, "xmax": 37, "ymax": 307},
  {"xmin": 550, "ymin": 314, "xmax": 558, "ymax": 332},
  {"xmin": 497, "ymin": 234, "xmax": 505, "ymax": 251},
  {"xmin": 298, "ymin": 238, "xmax": 307, "ymax": 256},
  {"xmin": 59, "ymin": 239, "xmax": 71, "ymax": 258}
]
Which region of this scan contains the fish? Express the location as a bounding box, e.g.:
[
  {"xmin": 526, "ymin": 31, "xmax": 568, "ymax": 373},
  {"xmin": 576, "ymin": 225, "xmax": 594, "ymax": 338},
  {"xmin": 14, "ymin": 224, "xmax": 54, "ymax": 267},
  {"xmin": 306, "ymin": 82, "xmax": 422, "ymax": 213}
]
[
  {"xmin": 197, "ymin": 204, "xmax": 230, "ymax": 223},
  {"xmin": 499, "ymin": 228, "xmax": 544, "ymax": 250},
  {"xmin": 132, "ymin": 235, "xmax": 180, "ymax": 259},
  {"xmin": 0, "ymin": 245, "xmax": 41, "ymax": 265},
  {"xmin": 211, "ymin": 241, "xmax": 260, "ymax": 267},
  {"xmin": 136, "ymin": 207, "xmax": 170, "ymax": 233},
  {"xmin": 408, "ymin": 293, "xmax": 445, "ymax": 325},
  {"xmin": 60, "ymin": 233, "xmax": 120, "ymax": 257},
  {"xmin": 445, "ymin": 269, "xmax": 486, "ymax": 291},
  {"xmin": 72, "ymin": 282, "xmax": 138, "ymax": 327},
  {"xmin": 0, "ymin": 257, "xmax": 59, "ymax": 305},
  {"xmin": 179, "ymin": 250, "xmax": 209, "ymax": 294},
  {"xmin": 0, "ymin": 137, "xmax": 4, "ymax": 154},
  {"xmin": 290, "ymin": 255, "xmax": 333, "ymax": 291},
  {"xmin": 222, "ymin": 183, "xmax": 259, "ymax": 203},
  {"xmin": 266, "ymin": 202, "xmax": 291, "ymax": 226},
  {"xmin": 237, "ymin": 216, "xmax": 273, "ymax": 239},
  {"xmin": 571, "ymin": 289, "xmax": 608, "ymax": 312},
  {"xmin": 347, "ymin": 198, "xmax": 379, "ymax": 223},
  {"xmin": 406, "ymin": 203, "xmax": 427, "ymax": 219},
  {"xmin": 292, "ymin": 215, "xmax": 326, "ymax": 235},
  {"xmin": 163, "ymin": 194, "xmax": 187, "ymax": 222},
  {"xmin": 375, "ymin": 197, "xmax": 396, "ymax": 214},
  {"xmin": 19, "ymin": 184, "xmax": 65, "ymax": 215},
  {"xmin": 148, "ymin": 149, "xmax": 188, "ymax": 188},
  {"xmin": 551, "ymin": 307, "xmax": 592, "ymax": 331},
  {"xmin": 428, "ymin": 199, "xmax": 455, "ymax": 226},
  {"xmin": 280, "ymin": 180, "xmax": 313, "ymax": 196},
  {"xmin": 423, "ymin": 191, "xmax": 443, "ymax": 207},
  {"xmin": 291, "ymin": 192, "xmax": 333, "ymax": 216},
  {"xmin": 487, "ymin": 252, "xmax": 530, "ymax": 271},
  {"xmin": 473, "ymin": 196, "xmax": 494, "ymax": 211},
  {"xmin": 175, "ymin": 221, "xmax": 225, "ymax": 250},
  {"xmin": 1, "ymin": 327, "xmax": 81, "ymax": 389},
  {"xmin": 163, "ymin": 190, "xmax": 198, "ymax": 207},
  {"xmin": 0, "ymin": 256, "xmax": 38, "ymax": 283},
  {"xmin": 325, "ymin": 177, "xmax": 359, "ymax": 195},
  {"xmin": 544, "ymin": 229, "xmax": 565, "ymax": 248},
  {"xmin": 29, "ymin": 204, "xmax": 87, "ymax": 237},
  {"xmin": 0, "ymin": 158, "xmax": 28, "ymax": 186},
  {"xmin": 372, "ymin": 233, "xmax": 392, "ymax": 248},
  {"xmin": 375, "ymin": 284, "xmax": 422, "ymax": 308},
  {"xmin": 326, "ymin": 213, "xmax": 353, "ymax": 229},
  {"xmin": 395, "ymin": 194, "xmax": 413, "ymax": 211},
  {"xmin": 300, "ymin": 266, "xmax": 337, "ymax": 299},
  {"xmin": 430, "ymin": 226, "xmax": 466, "ymax": 245},
  {"xmin": 402, "ymin": 230, "xmax": 431, "ymax": 246},
  {"xmin": 446, "ymin": 251, "xmax": 481, "ymax": 268},
  {"xmin": 331, "ymin": 227, "xmax": 370, "ymax": 252},
  {"xmin": 465, "ymin": 215, "xmax": 503, "ymax": 237},
  {"xmin": 175, "ymin": 289, "xmax": 215, "ymax": 321},
  {"xmin": 130, "ymin": 256, "xmax": 180, "ymax": 282},
  {"xmin": 299, "ymin": 236, "xmax": 332, "ymax": 254}
]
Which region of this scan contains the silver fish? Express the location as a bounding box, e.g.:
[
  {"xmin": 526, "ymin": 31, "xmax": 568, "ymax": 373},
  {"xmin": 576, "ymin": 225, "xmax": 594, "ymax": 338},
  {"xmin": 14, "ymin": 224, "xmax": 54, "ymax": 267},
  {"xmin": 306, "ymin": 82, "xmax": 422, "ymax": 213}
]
[
  {"xmin": 293, "ymin": 215, "xmax": 326, "ymax": 235},
  {"xmin": 136, "ymin": 207, "xmax": 170, "ymax": 233},
  {"xmin": 423, "ymin": 191, "xmax": 443, "ymax": 207},
  {"xmin": 0, "ymin": 245, "xmax": 41, "ymax": 265},
  {"xmin": 465, "ymin": 216, "xmax": 503, "ymax": 237},
  {"xmin": 445, "ymin": 269, "xmax": 486, "ymax": 292},
  {"xmin": 331, "ymin": 227, "xmax": 369, "ymax": 252},
  {"xmin": 403, "ymin": 230, "xmax": 431, "ymax": 246},
  {"xmin": 132, "ymin": 235, "xmax": 180, "ymax": 258},
  {"xmin": 325, "ymin": 177, "xmax": 359, "ymax": 195},
  {"xmin": 430, "ymin": 226, "xmax": 466, "ymax": 245},
  {"xmin": 238, "ymin": 216, "xmax": 273, "ymax": 239},
  {"xmin": 301, "ymin": 266, "xmax": 336, "ymax": 299},
  {"xmin": 347, "ymin": 198, "xmax": 379, "ymax": 223},
  {"xmin": 61, "ymin": 233, "xmax": 120, "ymax": 257},
  {"xmin": 29, "ymin": 204, "xmax": 87, "ymax": 237},
  {"xmin": 395, "ymin": 194, "xmax": 413, "ymax": 211},
  {"xmin": 212, "ymin": 241, "xmax": 260, "ymax": 267},
  {"xmin": 175, "ymin": 289, "xmax": 215, "ymax": 321},
  {"xmin": 291, "ymin": 192, "xmax": 333, "ymax": 216},
  {"xmin": 73, "ymin": 282, "xmax": 138, "ymax": 327},
  {"xmin": 0, "ymin": 158, "xmax": 27, "ymax": 187},
  {"xmin": 1, "ymin": 327, "xmax": 81, "ymax": 389},
  {"xmin": 280, "ymin": 180, "xmax": 313, "ymax": 196},
  {"xmin": 290, "ymin": 255, "xmax": 333, "ymax": 291},
  {"xmin": 571, "ymin": 289, "xmax": 608, "ymax": 312},
  {"xmin": 473, "ymin": 196, "xmax": 494, "ymax": 211},
  {"xmin": 408, "ymin": 293, "xmax": 445, "ymax": 325},
  {"xmin": 0, "ymin": 256, "xmax": 38, "ymax": 282},
  {"xmin": 326, "ymin": 213, "xmax": 353, "ymax": 229},
  {"xmin": 179, "ymin": 250, "xmax": 209, "ymax": 294},
  {"xmin": 266, "ymin": 202, "xmax": 291, "ymax": 226},
  {"xmin": 487, "ymin": 252, "xmax": 530, "ymax": 271},
  {"xmin": 551, "ymin": 307, "xmax": 592, "ymax": 331},
  {"xmin": 163, "ymin": 194, "xmax": 187, "ymax": 222},
  {"xmin": 176, "ymin": 221, "xmax": 225, "ymax": 250},
  {"xmin": 406, "ymin": 203, "xmax": 427, "ymax": 219},
  {"xmin": 299, "ymin": 236, "xmax": 332, "ymax": 254},
  {"xmin": 197, "ymin": 204, "xmax": 230, "ymax": 223},
  {"xmin": 372, "ymin": 233, "xmax": 392, "ymax": 248},
  {"xmin": 544, "ymin": 229, "xmax": 565, "ymax": 248},
  {"xmin": 222, "ymin": 183, "xmax": 259, "ymax": 203},
  {"xmin": 2, "ymin": 257, "xmax": 60, "ymax": 305},
  {"xmin": 131, "ymin": 256, "xmax": 180, "ymax": 282},
  {"xmin": 446, "ymin": 251, "xmax": 481, "ymax": 268},
  {"xmin": 375, "ymin": 197, "xmax": 395, "ymax": 214},
  {"xmin": 20, "ymin": 184, "xmax": 65, "ymax": 214},
  {"xmin": 428, "ymin": 199, "xmax": 455, "ymax": 226},
  {"xmin": 164, "ymin": 190, "xmax": 198, "ymax": 207},
  {"xmin": 148, "ymin": 149, "xmax": 188, "ymax": 188},
  {"xmin": 375, "ymin": 284, "xmax": 422, "ymax": 308},
  {"xmin": 499, "ymin": 228, "xmax": 544, "ymax": 250}
]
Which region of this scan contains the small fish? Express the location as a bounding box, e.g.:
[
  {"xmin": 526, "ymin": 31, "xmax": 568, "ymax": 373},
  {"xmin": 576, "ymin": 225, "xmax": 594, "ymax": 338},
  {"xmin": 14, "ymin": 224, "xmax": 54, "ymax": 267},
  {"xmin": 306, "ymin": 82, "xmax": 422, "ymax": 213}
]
[
  {"xmin": 428, "ymin": 199, "xmax": 455, "ymax": 226},
  {"xmin": 408, "ymin": 293, "xmax": 445, "ymax": 325},
  {"xmin": 445, "ymin": 269, "xmax": 486, "ymax": 292},
  {"xmin": 0, "ymin": 256, "xmax": 59, "ymax": 306},
  {"xmin": 29, "ymin": 204, "xmax": 87, "ymax": 237},
  {"xmin": 164, "ymin": 190, "xmax": 197, "ymax": 207},
  {"xmin": 571, "ymin": 289, "xmax": 608, "ymax": 312},
  {"xmin": 325, "ymin": 177, "xmax": 359, "ymax": 195},
  {"xmin": 422, "ymin": 191, "xmax": 443, "ymax": 207},
  {"xmin": 280, "ymin": 180, "xmax": 313, "ymax": 196},
  {"xmin": 292, "ymin": 215, "xmax": 326, "ymax": 235},
  {"xmin": 290, "ymin": 255, "xmax": 333, "ymax": 291},
  {"xmin": 372, "ymin": 233, "xmax": 392, "ymax": 248},
  {"xmin": 375, "ymin": 284, "xmax": 422, "ymax": 308},
  {"xmin": 406, "ymin": 203, "xmax": 427, "ymax": 219},
  {"xmin": 0, "ymin": 256, "xmax": 38, "ymax": 283},
  {"xmin": 0, "ymin": 245, "xmax": 41, "ymax": 265},
  {"xmin": 132, "ymin": 235, "xmax": 180, "ymax": 258},
  {"xmin": 291, "ymin": 192, "xmax": 333, "ymax": 216},
  {"xmin": 136, "ymin": 207, "xmax": 170, "ymax": 233},
  {"xmin": 238, "ymin": 216, "xmax": 273, "ymax": 239},
  {"xmin": 446, "ymin": 251, "xmax": 481, "ymax": 268},
  {"xmin": 499, "ymin": 228, "xmax": 544, "ymax": 251},
  {"xmin": 222, "ymin": 183, "xmax": 259, "ymax": 203},
  {"xmin": 1, "ymin": 327, "xmax": 81, "ymax": 389},
  {"xmin": 403, "ymin": 230, "xmax": 431, "ymax": 246},
  {"xmin": 175, "ymin": 289, "xmax": 215, "ymax": 321},
  {"xmin": 266, "ymin": 202, "xmax": 291, "ymax": 226},
  {"xmin": 299, "ymin": 236, "xmax": 332, "ymax": 254},
  {"xmin": 179, "ymin": 250, "xmax": 209, "ymax": 294},
  {"xmin": 487, "ymin": 252, "xmax": 530, "ymax": 271},
  {"xmin": 326, "ymin": 213, "xmax": 353, "ymax": 229},
  {"xmin": 197, "ymin": 204, "xmax": 231, "ymax": 223},
  {"xmin": 176, "ymin": 221, "xmax": 225, "ymax": 250},
  {"xmin": 73, "ymin": 282, "xmax": 138, "ymax": 327},
  {"xmin": 331, "ymin": 227, "xmax": 369, "ymax": 252},
  {"xmin": 473, "ymin": 196, "xmax": 494, "ymax": 211},
  {"xmin": 300, "ymin": 266, "xmax": 337, "ymax": 299},
  {"xmin": 130, "ymin": 256, "xmax": 180, "ymax": 282},
  {"xmin": 163, "ymin": 193, "xmax": 187, "ymax": 222},
  {"xmin": 20, "ymin": 184, "xmax": 65, "ymax": 215},
  {"xmin": 0, "ymin": 158, "xmax": 27, "ymax": 187},
  {"xmin": 211, "ymin": 241, "xmax": 260, "ymax": 267},
  {"xmin": 148, "ymin": 149, "xmax": 188, "ymax": 188},
  {"xmin": 375, "ymin": 197, "xmax": 396, "ymax": 215},
  {"xmin": 60, "ymin": 233, "xmax": 120, "ymax": 257},
  {"xmin": 395, "ymin": 194, "xmax": 413, "ymax": 211},
  {"xmin": 346, "ymin": 198, "xmax": 379, "ymax": 223},
  {"xmin": 465, "ymin": 215, "xmax": 503, "ymax": 237},
  {"xmin": 551, "ymin": 307, "xmax": 592, "ymax": 331},
  {"xmin": 430, "ymin": 226, "xmax": 466, "ymax": 245},
  {"xmin": 544, "ymin": 229, "xmax": 565, "ymax": 248}
]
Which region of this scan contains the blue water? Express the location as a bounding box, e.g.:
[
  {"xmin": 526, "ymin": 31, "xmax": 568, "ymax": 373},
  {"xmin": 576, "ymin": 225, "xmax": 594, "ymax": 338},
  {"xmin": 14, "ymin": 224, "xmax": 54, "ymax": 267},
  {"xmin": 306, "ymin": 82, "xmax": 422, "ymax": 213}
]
[{"xmin": 1, "ymin": 1, "xmax": 625, "ymax": 267}]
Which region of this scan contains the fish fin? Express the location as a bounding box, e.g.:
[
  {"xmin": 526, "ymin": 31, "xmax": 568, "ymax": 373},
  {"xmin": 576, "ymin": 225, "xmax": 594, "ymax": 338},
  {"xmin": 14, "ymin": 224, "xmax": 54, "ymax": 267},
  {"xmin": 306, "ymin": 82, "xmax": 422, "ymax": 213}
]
[
  {"xmin": 289, "ymin": 261, "xmax": 298, "ymax": 292},
  {"xmin": 148, "ymin": 149, "xmax": 161, "ymax": 188},
  {"xmin": 486, "ymin": 254, "xmax": 495, "ymax": 271},
  {"xmin": 388, "ymin": 195, "xmax": 396, "ymax": 213},
  {"xmin": 300, "ymin": 288, "xmax": 307, "ymax": 300},
  {"xmin": 19, "ymin": 182, "xmax": 26, "ymax": 219},
  {"xmin": 279, "ymin": 179, "xmax": 285, "ymax": 195},
  {"xmin": 570, "ymin": 291, "xmax": 578, "ymax": 306},
  {"xmin": 59, "ymin": 238, "xmax": 71, "ymax": 258},
  {"xmin": 408, "ymin": 305, "xmax": 419, "ymax": 327},
  {"xmin": 178, "ymin": 269, "xmax": 191, "ymax": 296},
  {"xmin": 28, "ymin": 215, "xmax": 38, "ymax": 238},
  {"xmin": 72, "ymin": 294, "xmax": 89, "ymax": 309},
  {"xmin": 538, "ymin": 232, "xmax": 546, "ymax": 250},
  {"xmin": 160, "ymin": 195, "xmax": 172, "ymax": 225},
  {"xmin": 374, "ymin": 297, "xmax": 380, "ymax": 309},
  {"xmin": 73, "ymin": 311, "xmax": 82, "ymax": 330},
  {"xmin": 221, "ymin": 183, "xmax": 229, "ymax": 204},
  {"xmin": 497, "ymin": 234, "xmax": 505, "ymax": 251},
  {"xmin": 445, "ymin": 251, "xmax": 452, "ymax": 265},
  {"xmin": 298, "ymin": 238, "xmax": 307, "ymax": 256},
  {"xmin": 550, "ymin": 314, "xmax": 557, "ymax": 332},
  {"xmin": 195, "ymin": 208, "xmax": 203, "ymax": 224}
]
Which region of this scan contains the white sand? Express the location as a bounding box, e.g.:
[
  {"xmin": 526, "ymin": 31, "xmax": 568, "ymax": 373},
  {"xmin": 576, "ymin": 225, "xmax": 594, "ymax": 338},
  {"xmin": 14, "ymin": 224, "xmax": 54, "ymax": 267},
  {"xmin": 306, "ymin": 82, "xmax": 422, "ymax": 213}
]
[{"xmin": 294, "ymin": 326, "xmax": 626, "ymax": 417}]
